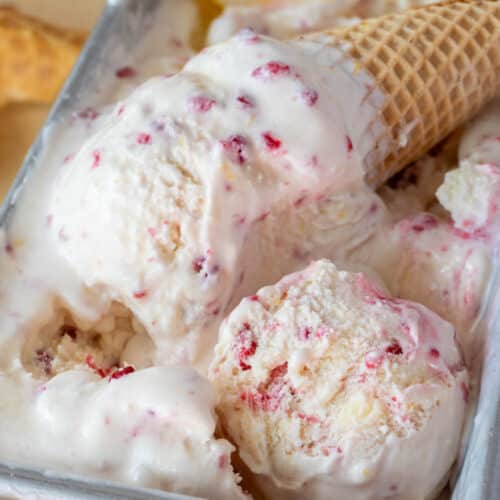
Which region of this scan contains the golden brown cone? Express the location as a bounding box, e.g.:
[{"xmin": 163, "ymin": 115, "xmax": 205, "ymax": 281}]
[
  {"xmin": 303, "ymin": 0, "xmax": 500, "ymax": 186},
  {"xmin": 0, "ymin": 7, "xmax": 86, "ymax": 108}
]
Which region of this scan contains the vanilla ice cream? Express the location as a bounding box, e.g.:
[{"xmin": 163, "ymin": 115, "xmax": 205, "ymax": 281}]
[
  {"xmin": 210, "ymin": 260, "xmax": 468, "ymax": 500},
  {"xmin": 0, "ymin": 0, "xmax": 497, "ymax": 498},
  {"xmin": 49, "ymin": 31, "xmax": 379, "ymax": 370},
  {"xmin": 0, "ymin": 365, "xmax": 247, "ymax": 499},
  {"xmin": 207, "ymin": 0, "xmax": 360, "ymax": 44},
  {"xmin": 437, "ymin": 99, "xmax": 500, "ymax": 239},
  {"xmin": 349, "ymin": 212, "xmax": 491, "ymax": 353}
]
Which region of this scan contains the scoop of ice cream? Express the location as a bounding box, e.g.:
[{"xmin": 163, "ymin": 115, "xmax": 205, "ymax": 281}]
[
  {"xmin": 49, "ymin": 33, "xmax": 376, "ymax": 369},
  {"xmin": 0, "ymin": 365, "xmax": 248, "ymax": 500},
  {"xmin": 437, "ymin": 162, "xmax": 500, "ymax": 238},
  {"xmin": 210, "ymin": 259, "xmax": 467, "ymax": 500},
  {"xmin": 207, "ymin": 0, "xmax": 360, "ymax": 44},
  {"xmin": 437, "ymin": 98, "xmax": 500, "ymax": 238},
  {"xmin": 354, "ymin": 213, "xmax": 490, "ymax": 352}
]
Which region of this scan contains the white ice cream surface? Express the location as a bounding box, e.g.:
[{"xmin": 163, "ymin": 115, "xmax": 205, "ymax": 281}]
[
  {"xmin": 208, "ymin": 0, "xmax": 361, "ymax": 44},
  {"xmin": 438, "ymin": 99, "xmax": 500, "ymax": 240},
  {"xmin": 207, "ymin": 0, "xmax": 443, "ymax": 44}
]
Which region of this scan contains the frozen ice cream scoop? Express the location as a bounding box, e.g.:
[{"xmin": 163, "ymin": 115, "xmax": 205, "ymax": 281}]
[
  {"xmin": 210, "ymin": 259, "xmax": 468, "ymax": 500},
  {"xmin": 48, "ymin": 28, "xmax": 370, "ymax": 370},
  {"xmin": 0, "ymin": 365, "xmax": 248, "ymax": 500},
  {"xmin": 355, "ymin": 212, "xmax": 491, "ymax": 352}
]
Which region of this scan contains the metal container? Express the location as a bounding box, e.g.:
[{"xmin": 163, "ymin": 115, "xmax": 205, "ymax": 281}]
[{"xmin": 0, "ymin": 1, "xmax": 498, "ymax": 498}]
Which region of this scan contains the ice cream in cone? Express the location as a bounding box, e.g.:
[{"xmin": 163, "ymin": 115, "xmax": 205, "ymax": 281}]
[{"xmin": 301, "ymin": 0, "xmax": 500, "ymax": 185}]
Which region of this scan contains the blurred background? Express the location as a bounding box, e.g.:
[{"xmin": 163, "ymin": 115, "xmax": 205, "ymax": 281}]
[{"xmin": 0, "ymin": 0, "xmax": 105, "ymax": 199}]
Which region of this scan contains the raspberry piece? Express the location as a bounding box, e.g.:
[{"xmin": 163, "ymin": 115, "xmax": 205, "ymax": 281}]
[
  {"xmin": 110, "ymin": 366, "xmax": 135, "ymax": 380},
  {"xmin": 236, "ymin": 323, "xmax": 258, "ymax": 371},
  {"xmin": 137, "ymin": 133, "xmax": 152, "ymax": 145},
  {"xmin": 85, "ymin": 355, "xmax": 109, "ymax": 378},
  {"xmin": 245, "ymin": 362, "xmax": 290, "ymax": 412},
  {"xmin": 298, "ymin": 327, "xmax": 311, "ymax": 340},
  {"xmin": 346, "ymin": 135, "xmax": 353, "ymax": 154},
  {"xmin": 262, "ymin": 132, "xmax": 282, "ymax": 151},
  {"xmin": 461, "ymin": 381, "xmax": 469, "ymax": 403},
  {"xmin": 365, "ymin": 351, "xmax": 384, "ymax": 369},
  {"xmin": 252, "ymin": 61, "xmax": 291, "ymax": 80},
  {"xmin": 189, "ymin": 95, "xmax": 216, "ymax": 113},
  {"xmin": 237, "ymin": 28, "xmax": 261, "ymax": 44},
  {"xmin": 297, "ymin": 412, "xmax": 320, "ymax": 424},
  {"xmin": 385, "ymin": 340, "xmax": 403, "ymax": 356},
  {"xmin": 411, "ymin": 214, "xmax": 439, "ymax": 233},
  {"xmin": 115, "ymin": 66, "xmax": 136, "ymax": 78},
  {"xmin": 75, "ymin": 107, "xmax": 99, "ymax": 120},
  {"xmin": 236, "ymin": 95, "xmax": 254, "ymax": 109},
  {"xmin": 192, "ymin": 256, "xmax": 206, "ymax": 273},
  {"xmin": 294, "ymin": 195, "xmax": 307, "ymax": 208},
  {"xmin": 220, "ymin": 135, "xmax": 249, "ymax": 165},
  {"xmin": 91, "ymin": 150, "xmax": 101, "ymax": 169},
  {"xmin": 429, "ymin": 348, "xmax": 440, "ymax": 359},
  {"xmin": 301, "ymin": 88, "xmax": 318, "ymax": 106}
]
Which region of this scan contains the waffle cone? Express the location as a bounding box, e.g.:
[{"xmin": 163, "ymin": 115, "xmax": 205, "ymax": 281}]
[{"xmin": 303, "ymin": 0, "xmax": 500, "ymax": 186}]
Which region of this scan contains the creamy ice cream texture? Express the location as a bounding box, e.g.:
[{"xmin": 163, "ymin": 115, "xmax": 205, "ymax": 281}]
[
  {"xmin": 0, "ymin": 0, "xmax": 498, "ymax": 498},
  {"xmin": 207, "ymin": 0, "xmax": 361, "ymax": 44},
  {"xmin": 2, "ymin": 364, "xmax": 248, "ymax": 499},
  {"xmin": 49, "ymin": 30, "xmax": 373, "ymax": 370},
  {"xmin": 210, "ymin": 260, "xmax": 468, "ymax": 500}
]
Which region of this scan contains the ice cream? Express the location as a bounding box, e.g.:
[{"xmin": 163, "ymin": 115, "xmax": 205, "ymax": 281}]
[
  {"xmin": 437, "ymin": 98, "xmax": 500, "ymax": 239},
  {"xmin": 207, "ymin": 0, "xmax": 360, "ymax": 44},
  {"xmin": 0, "ymin": 2, "xmax": 248, "ymax": 498},
  {"xmin": 210, "ymin": 259, "xmax": 468, "ymax": 500},
  {"xmin": 0, "ymin": 364, "xmax": 247, "ymax": 499},
  {"xmin": 343, "ymin": 207, "xmax": 490, "ymax": 355},
  {"xmin": 0, "ymin": 0, "xmax": 497, "ymax": 498},
  {"xmin": 207, "ymin": 0, "xmax": 442, "ymax": 44},
  {"xmin": 49, "ymin": 30, "xmax": 377, "ymax": 370}
]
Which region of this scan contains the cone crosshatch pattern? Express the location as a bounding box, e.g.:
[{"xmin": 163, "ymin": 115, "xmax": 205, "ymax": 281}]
[{"xmin": 308, "ymin": 0, "xmax": 500, "ymax": 186}]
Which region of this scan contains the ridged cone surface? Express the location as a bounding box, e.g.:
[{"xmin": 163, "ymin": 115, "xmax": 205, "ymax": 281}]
[{"xmin": 305, "ymin": 0, "xmax": 500, "ymax": 186}]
